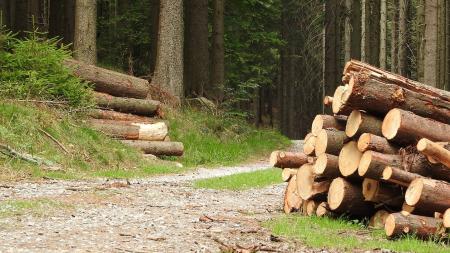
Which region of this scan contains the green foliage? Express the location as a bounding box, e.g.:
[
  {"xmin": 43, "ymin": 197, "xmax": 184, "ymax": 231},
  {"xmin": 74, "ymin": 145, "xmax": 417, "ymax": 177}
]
[
  {"xmin": 168, "ymin": 108, "xmax": 290, "ymax": 167},
  {"xmin": 194, "ymin": 168, "xmax": 282, "ymax": 190},
  {"xmin": 0, "ymin": 29, "xmax": 93, "ymax": 107},
  {"xmin": 265, "ymin": 215, "xmax": 450, "ymax": 253}
]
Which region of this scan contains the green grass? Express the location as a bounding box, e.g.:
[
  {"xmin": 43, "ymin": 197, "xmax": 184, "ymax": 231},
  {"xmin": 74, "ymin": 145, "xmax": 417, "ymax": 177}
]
[
  {"xmin": 194, "ymin": 168, "xmax": 282, "ymax": 190},
  {"xmin": 265, "ymin": 215, "xmax": 450, "ymax": 253},
  {"xmin": 0, "ymin": 198, "xmax": 72, "ymax": 218},
  {"xmin": 168, "ymin": 109, "xmax": 290, "ymax": 167}
]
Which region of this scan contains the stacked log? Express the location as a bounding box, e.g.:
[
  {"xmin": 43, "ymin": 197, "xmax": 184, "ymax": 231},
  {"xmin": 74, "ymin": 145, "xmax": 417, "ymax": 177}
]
[
  {"xmin": 65, "ymin": 59, "xmax": 183, "ymax": 157},
  {"xmin": 270, "ymin": 60, "xmax": 450, "ymax": 241}
]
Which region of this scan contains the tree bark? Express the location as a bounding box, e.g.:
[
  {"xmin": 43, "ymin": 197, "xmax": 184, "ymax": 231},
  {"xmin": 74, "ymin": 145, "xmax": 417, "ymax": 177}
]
[
  {"xmin": 151, "ymin": 0, "xmax": 184, "ymax": 98},
  {"xmin": 390, "ymin": 0, "xmax": 398, "ymax": 72},
  {"xmin": 382, "ymin": 166, "xmax": 424, "ymax": 187},
  {"xmin": 424, "ymin": 0, "xmax": 439, "ymax": 87},
  {"xmin": 385, "ymin": 213, "xmax": 445, "ymax": 238},
  {"xmin": 88, "ymin": 109, "xmax": 162, "ymax": 124},
  {"xmin": 74, "ymin": 0, "xmax": 96, "ymax": 64},
  {"xmin": 397, "ymin": 0, "xmax": 407, "ymax": 76},
  {"xmin": 94, "ymin": 92, "xmax": 162, "ymax": 117},
  {"xmin": 324, "ymin": 0, "xmax": 342, "ymax": 95},
  {"xmin": 327, "ymin": 177, "xmax": 374, "ymax": 216},
  {"xmin": 357, "ymin": 133, "xmax": 399, "ymax": 154},
  {"xmin": 269, "ymin": 151, "xmax": 309, "ymax": 169},
  {"xmin": 89, "ymin": 119, "xmax": 168, "ymax": 141},
  {"xmin": 121, "ymin": 140, "xmax": 184, "ymax": 156},
  {"xmin": 358, "ymin": 151, "xmax": 402, "ymax": 179},
  {"xmin": 379, "ymin": 0, "xmax": 386, "ymax": 68},
  {"xmin": 405, "ymin": 178, "xmax": 450, "ymax": 213},
  {"xmin": 210, "ymin": 0, "xmax": 224, "ymax": 101}
]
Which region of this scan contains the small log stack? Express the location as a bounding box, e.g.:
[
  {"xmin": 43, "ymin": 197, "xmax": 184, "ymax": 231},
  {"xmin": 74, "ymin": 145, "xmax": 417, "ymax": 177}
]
[
  {"xmin": 270, "ymin": 60, "xmax": 450, "ymax": 241},
  {"xmin": 65, "ymin": 59, "xmax": 183, "ymax": 157}
]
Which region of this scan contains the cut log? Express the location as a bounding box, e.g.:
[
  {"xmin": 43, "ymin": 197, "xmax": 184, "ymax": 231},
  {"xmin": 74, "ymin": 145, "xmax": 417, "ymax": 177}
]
[
  {"xmin": 303, "ymin": 134, "xmax": 317, "ymax": 155},
  {"xmin": 369, "ymin": 210, "xmax": 390, "ymax": 229},
  {"xmin": 296, "ymin": 164, "xmax": 331, "ymax": 200},
  {"xmin": 405, "ymin": 178, "xmax": 450, "ymax": 213},
  {"xmin": 345, "ymin": 110, "xmax": 383, "ymax": 138},
  {"xmin": 311, "ymin": 115, "xmax": 346, "ymax": 136},
  {"xmin": 385, "ymin": 212, "xmax": 445, "ymax": 238},
  {"xmin": 357, "ymin": 133, "xmax": 399, "ymax": 154},
  {"xmin": 315, "ymin": 129, "xmax": 348, "ymax": 156},
  {"xmin": 121, "ymin": 140, "xmax": 184, "ymax": 156},
  {"xmin": 269, "ymin": 151, "xmax": 309, "ymax": 168},
  {"xmin": 283, "ymin": 175, "xmax": 303, "ymax": 214},
  {"xmin": 316, "ymin": 202, "xmax": 334, "ymax": 217},
  {"xmin": 337, "ymin": 73, "xmax": 450, "ymax": 124},
  {"xmin": 444, "ymin": 209, "xmax": 450, "ymax": 228},
  {"xmin": 323, "ymin": 96, "xmax": 333, "ymax": 107},
  {"xmin": 382, "ymin": 108, "xmax": 450, "ymax": 145},
  {"xmin": 65, "ymin": 59, "xmax": 149, "ymax": 99},
  {"xmin": 89, "ymin": 119, "xmax": 168, "ymax": 141},
  {"xmin": 417, "ymin": 138, "xmax": 450, "ymax": 168},
  {"xmin": 401, "ymin": 149, "xmax": 450, "ymax": 181},
  {"xmin": 88, "ymin": 109, "xmax": 162, "ymax": 123},
  {"xmin": 401, "ymin": 202, "xmax": 415, "ymax": 216},
  {"xmin": 306, "ymin": 200, "xmax": 319, "ymax": 216},
  {"xmin": 327, "ymin": 177, "xmax": 374, "ymax": 216},
  {"xmin": 338, "ymin": 141, "xmax": 363, "ymax": 177},
  {"xmin": 313, "ymin": 153, "xmax": 340, "ymax": 179},
  {"xmin": 382, "ymin": 166, "xmax": 424, "ymax": 187},
  {"xmin": 332, "ymin": 86, "xmax": 348, "ymax": 115},
  {"xmin": 281, "ymin": 168, "xmax": 298, "ymax": 182},
  {"xmin": 361, "ymin": 179, "xmax": 403, "ymax": 208},
  {"xmin": 358, "ymin": 151, "xmax": 402, "ymax": 179},
  {"xmin": 94, "ymin": 92, "xmax": 162, "ymax": 117}
]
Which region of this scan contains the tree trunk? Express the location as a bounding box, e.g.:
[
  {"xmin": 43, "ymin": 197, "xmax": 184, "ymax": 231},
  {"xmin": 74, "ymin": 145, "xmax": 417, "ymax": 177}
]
[
  {"xmin": 385, "ymin": 213, "xmax": 445, "ymax": 238},
  {"xmin": 311, "ymin": 115, "xmax": 346, "ymax": 136},
  {"xmin": 424, "ymin": 0, "xmax": 438, "ymax": 87},
  {"xmin": 283, "ymin": 175, "xmax": 302, "ymax": 214},
  {"xmin": 0, "ymin": 0, "xmax": 9, "ymax": 27},
  {"xmin": 269, "ymin": 151, "xmax": 309, "ymax": 169},
  {"xmin": 74, "ymin": 0, "xmax": 96, "ymax": 64},
  {"xmin": 405, "ymin": 178, "xmax": 450, "ymax": 213},
  {"xmin": 417, "ymin": 138, "xmax": 450, "ymax": 169},
  {"xmin": 327, "ymin": 177, "xmax": 374, "ymax": 216},
  {"xmin": 324, "ymin": 0, "xmax": 342, "ymax": 95},
  {"xmin": 398, "ymin": 0, "xmax": 407, "ymax": 76},
  {"xmin": 338, "ymin": 141, "xmax": 363, "ymax": 177},
  {"xmin": 313, "ymin": 153, "xmax": 340, "ymax": 179},
  {"xmin": 344, "ymin": 0, "xmax": 352, "ymax": 62},
  {"xmin": 121, "ymin": 140, "xmax": 184, "ymax": 156},
  {"xmin": 358, "ymin": 151, "xmax": 402, "ymax": 179},
  {"xmin": 379, "ymin": 0, "xmax": 386, "ymax": 68},
  {"xmin": 49, "ymin": 0, "xmax": 75, "ymax": 46},
  {"xmin": 382, "ymin": 166, "xmax": 424, "ymax": 187},
  {"xmin": 184, "ymin": 0, "xmax": 209, "ymax": 97},
  {"xmin": 315, "ymin": 129, "xmax": 348, "ymax": 156},
  {"xmin": 88, "ymin": 109, "xmax": 162, "ymax": 124},
  {"xmin": 390, "ymin": 0, "xmax": 398, "ymax": 72},
  {"xmin": 357, "ymin": 133, "xmax": 399, "ymax": 154},
  {"xmin": 89, "ymin": 120, "xmax": 168, "ymax": 141},
  {"xmin": 416, "ymin": 0, "xmax": 425, "ymax": 82},
  {"xmin": 345, "ymin": 110, "xmax": 383, "ymax": 138},
  {"xmin": 210, "ymin": 0, "xmax": 224, "ymax": 101},
  {"xmin": 94, "ymin": 92, "xmax": 162, "ymax": 117},
  {"xmin": 149, "ymin": 0, "xmax": 160, "ymax": 74},
  {"xmin": 151, "ymin": 0, "xmax": 184, "ymax": 99}
]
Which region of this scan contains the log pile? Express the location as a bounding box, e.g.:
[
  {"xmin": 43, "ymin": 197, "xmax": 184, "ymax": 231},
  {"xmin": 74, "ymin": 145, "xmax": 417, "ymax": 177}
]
[
  {"xmin": 271, "ymin": 60, "xmax": 450, "ymax": 240},
  {"xmin": 66, "ymin": 59, "xmax": 183, "ymax": 157}
]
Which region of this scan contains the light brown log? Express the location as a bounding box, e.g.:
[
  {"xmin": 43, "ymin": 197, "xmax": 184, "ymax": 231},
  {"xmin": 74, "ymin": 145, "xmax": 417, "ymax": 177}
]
[
  {"xmin": 65, "ymin": 59, "xmax": 149, "ymax": 99},
  {"xmin": 358, "ymin": 151, "xmax": 402, "ymax": 179},
  {"xmin": 313, "ymin": 153, "xmax": 340, "ymax": 179},
  {"xmin": 361, "ymin": 178, "xmax": 403, "ymax": 208},
  {"xmin": 337, "ymin": 73, "xmax": 450, "ymax": 124},
  {"xmin": 327, "ymin": 177, "xmax": 374, "ymax": 216},
  {"xmin": 345, "ymin": 110, "xmax": 383, "ymax": 138},
  {"xmin": 417, "ymin": 138, "xmax": 450, "ymax": 169},
  {"xmin": 357, "ymin": 133, "xmax": 399, "ymax": 154},
  {"xmin": 121, "ymin": 140, "xmax": 184, "ymax": 156},
  {"xmin": 89, "ymin": 119, "xmax": 168, "ymax": 141},
  {"xmin": 269, "ymin": 151, "xmax": 309, "ymax": 168},
  {"xmin": 405, "ymin": 178, "xmax": 450, "ymax": 213},
  {"xmin": 385, "ymin": 212, "xmax": 445, "ymax": 238},
  {"xmin": 323, "ymin": 96, "xmax": 333, "ymax": 107},
  {"xmin": 296, "ymin": 164, "xmax": 331, "ymax": 200},
  {"xmin": 315, "ymin": 202, "xmax": 334, "ymax": 217},
  {"xmin": 88, "ymin": 109, "xmax": 162, "ymax": 123},
  {"xmin": 306, "ymin": 200, "xmax": 319, "ymax": 216},
  {"xmin": 382, "ymin": 108, "xmax": 450, "ymax": 145},
  {"xmin": 315, "ymin": 129, "xmax": 348, "ymax": 156},
  {"xmin": 311, "ymin": 115, "xmax": 346, "ymax": 136},
  {"xmin": 369, "ymin": 209, "xmax": 390, "ymax": 229},
  {"xmin": 444, "ymin": 209, "xmax": 450, "ymax": 228},
  {"xmin": 283, "ymin": 175, "xmax": 303, "ymax": 214},
  {"xmin": 281, "ymin": 168, "xmax": 298, "ymax": 182},
  {"xmin": 338, "ymin": 141, "xmax": 363, "ymax": 177},
  {"xmin": 303, "ymin": 133, "xmax": 316, "ymax": 155},
  {"xmin": 382, "ymin": 166, "xmax": 424, "ymax": 187},
  {"xmin": 94, "ymin": 92, "xmax": 162, "ymax": 117}
]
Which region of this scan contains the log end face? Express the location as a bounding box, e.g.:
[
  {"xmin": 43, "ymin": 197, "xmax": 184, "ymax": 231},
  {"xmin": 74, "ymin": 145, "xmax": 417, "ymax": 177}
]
[
  {"xmin": 416, "ymin": 138, "xmax": 430, "ymax": 152},
  {"xmin": 332, "ymin": 86, "xmax": 345, "ymax": 114},
  {"xmin": 345, "ymin": 110, "xmax": 362, "ymax": 138},
  {"xmin": 382, "ymin": 166, "xmax": 393, "ymax": 180},
  {"xmin": 357, "ymin": 133, "xmax": 371, "ymax": 152},
  {"xmin": 405, "ymin": 178, "xmax": 424, "ymax": 206},
  {"xmin": 362, "ymin": 178, "xmax": 378, "ymax": 201},
  {"xmin": 315, "ymin": 129, "xmax": 328, "ymax": 156},
  {"xmin": 269, "ymin": 151, "xmax": 280, "ymax": 167},
  {"xmin": 311, "ymin": 115, "xmax": 324, "ymax": 136},
  {"xmin": 358, "ymin": 151, "xmax": 373, "ymax": 177},
  {"xmin": 444, "ymin": 209, "xmax": 450, "ymax": 228},
  {"xmin": 339, "ymin": 141, "xmax": 362, "ymax": 176},
  {"xmin": 382, "ymin": 109, "xmax": 401, "ymax": 140},
  {"xmin": 327, "ymin": 177, "xmax": 345, "ymax": 211},
  {"xmin": 296, "ymin": 164, "xmax": 314, "ymax": 200},
  {"xmin": 313, "ymin": 153, "xmax": 327, "ymax": 175},
  {"xmin": 384, "ymin": 214, "xmax": 396, "ymax": 237}
]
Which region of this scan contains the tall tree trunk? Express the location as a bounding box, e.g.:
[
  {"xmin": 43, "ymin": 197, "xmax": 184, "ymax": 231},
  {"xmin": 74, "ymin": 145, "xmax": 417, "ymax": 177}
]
[
  {"xmin": 361, "ymin": 0, "xmax": 368, "ymax": 62},
  {"xmin": 416, "ymin": 0, "xmax": 425, "ymax": 82},
  {"xmin": 369, "ymin": 0, "xmax": 380, "ymax": 66},
  {"xmin": 74, "ymin": 0, "xmax": 97, "ymax": 64},
  {"xmin": 210, "ymin": 0, "xmax": 224, "ymax": 101},
  {"xmin": 184, "ymin": 0, "xmax": 209, "ymax": 98},
  {"xmin": 13, "ymin": 0, "xmax": 28, "ymax": 35},
  {"xmin": 324, "ymin": 0, "xmax": 341, "ymax": 96},
  {"xmin": 379, "ymin": 0, "xmax": 387, "ymax": 69},
  {"xmin": 351, "ymin": 0, "xmax": 362, "ymax": 60},
  {"xmin": 151, "ymin": 0, "xmax": 184, "ymax": 99},
  {"xmin": 390, "ymin": 0, "xmax": 398, "ymax": 72},
  {"xmin": 0, "ymin": 0, "xmax": 9, "ymax": 27},
  {"xmin": 344, "ymin": 0, "xmax": 352, "ymax": 62},
  {"xmin": 424, "ymin": 0, "xmax": 438, "ymax": 87},
  {"xmin": 149, "ymin": 0, "xmax": 160, "ymax": 75},
  {"xmin": 438, "ymin": 0, "xmax": 447, "ymax": 90},
  {"xmin": 398, "ymin": 0, "xmax": 407, "ymax": 76}
]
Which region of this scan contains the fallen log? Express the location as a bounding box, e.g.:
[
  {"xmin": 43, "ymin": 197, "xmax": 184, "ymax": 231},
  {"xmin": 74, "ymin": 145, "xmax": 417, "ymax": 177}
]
[
  {"xmin": 65, "ymin": 59, "xmax": 149, "ymax": 99},
  {"xmin": 313, "ymin": 153, "xmax": 340, "ymax": 179},
  {"xmin": 327, "ymin": 177, "xmax": 373, "ymax": 216},
  {"xmin": 417, "ymin": 138, "xmax": 450, "ymax": 169},
  {"xmin": 315, "ymin": 129, "xmax": 348, "ymax": 156},
  {"xmin": 121, "ymin": 140, "xmax": 184, "ymax": 156},
  {"xmin": 296, "ymin": 164, "xmax": 331, "ymax": 200},
  {"xmin": 382, "ymin": 108, "xmax": 450, "ymax": 144},
  {"xmin": 88, "ymin": 109, "xmax": 162, "ymax": 123},
  {"xmin": 303, "ymin": 133, "xmax": 316, "ymax": 155},
  {"xmin": 89, "ymin": 119, "xmax": 168, "ymax": 141},
  {"xmin": 338, "ymin": 141, "xmax": 363, "ymax": 177},
  {"xmin": 385, "ymin": 212, "xmax": 445, "ymax": 238},
  {"xmin": 311, "ymin": 115, "xmax": 346, "ymax": 136},
  {"xmin": 382, "ymin": 166, "xmax": 424, "ymax": 187},
  {"xmin": 401, "ymin": 149, "xmax": 450, "ymax": 181},
  {"xmin": 369, "ymin": 209, "xmax": 390, "ymax": 229},
  {"xmin": 94, "ymin": 92, "xmax": 162, "ymax": 117},
  {"xmin": 269, "ymin": 151, "xmax": 309, "ymax": 168},
  {"xmin": 284, "ymin": 175, "xmax": 302, "ymax": 214},
  {"xmin": 281, "ymin": 168, "xmax": 298, "ymax": 182},
  {"xmin": 357, "ymin": 133, "xmax": 399, "ymax": 154},
  {"xmin": 362, "ymin": 179, "xmax": 403, "ymax": 208},
  {"xmin": 444, "ymin": 209, "xmax": 450, "ymax": 228},
  {"xmin": 405, "ymin": 178, "xmax": 450, "ymax": 213},
  {"xmin": 358, "ymin": 151, "xmax": 402, "ymax": 179},
  {"xmin": 345, "ymin": 110, "xmax": 383, "ymax": 138}
]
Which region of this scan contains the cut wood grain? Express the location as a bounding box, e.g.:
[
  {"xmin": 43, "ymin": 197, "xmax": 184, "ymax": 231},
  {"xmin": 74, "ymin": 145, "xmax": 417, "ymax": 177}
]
[
  {"xmin": 327, "ymin": 177, "xmax": 373, "ymax": 216},
  {"xmin": 313, "ymin": 153, "xmax": 340, "ymax": 179},
  {"xmin": 358, "ymin": 151, "xmax": 402, "ymax": 179},
  {"xmin": 338, "ymin": 141, "xmax": 363, "ymax": 177},
  {"xmin": 345, "ymin": 110, "xmax": 383, "ymax": 138},
  {"xmin": 315, "ymin": 129, "xmax": 348, "ymax": 156},
  {"xmin": 311, "ymin": 115, "xmax": 346, "ymax": 136},
  {"xmin": 357, "ymin": 133, "xmax": 398, "ymax": 154}
]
